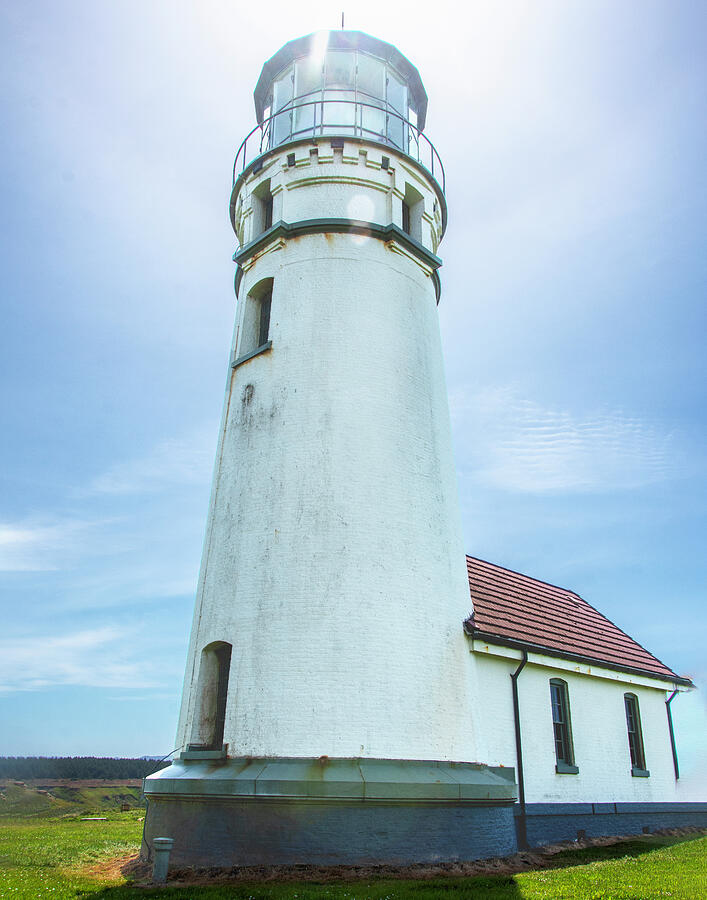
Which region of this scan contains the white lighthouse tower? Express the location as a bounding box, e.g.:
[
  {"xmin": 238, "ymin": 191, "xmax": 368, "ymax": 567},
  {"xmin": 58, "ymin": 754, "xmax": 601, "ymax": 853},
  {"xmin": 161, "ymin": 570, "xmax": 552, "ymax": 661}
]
[{"xmin": 144, "ymin": 30, "xmax": 516, "ymax": 866}]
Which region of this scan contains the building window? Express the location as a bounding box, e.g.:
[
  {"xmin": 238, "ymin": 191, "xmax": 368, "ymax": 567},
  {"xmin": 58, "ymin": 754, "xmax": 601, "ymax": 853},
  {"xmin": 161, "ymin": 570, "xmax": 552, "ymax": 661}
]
[
  {"xmin": 550, "ymin": 679, "xmax": 578, "ymax": 774},
  {"xmin": 625, "ymin": 693, "xmax": 650, "ymax": 776},
  {"xmin": 234, "ymin": 278, "xmax": 274, "ymax": 366},
  {"xmin": 190, "ymin": 641, "xmax": 232, "ymax": 751}
]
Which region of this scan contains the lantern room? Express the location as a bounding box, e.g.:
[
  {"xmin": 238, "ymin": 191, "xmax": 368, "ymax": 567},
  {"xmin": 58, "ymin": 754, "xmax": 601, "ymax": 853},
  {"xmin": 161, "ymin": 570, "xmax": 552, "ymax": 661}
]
[{"xmin": 252, "ymin": 30, "xmax": 429, "ymax": 156}]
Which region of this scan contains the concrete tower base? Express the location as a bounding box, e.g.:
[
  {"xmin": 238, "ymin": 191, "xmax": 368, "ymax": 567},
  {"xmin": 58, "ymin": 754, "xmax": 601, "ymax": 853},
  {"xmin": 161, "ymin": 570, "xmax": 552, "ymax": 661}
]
[{"xmin": 142, "ymin": 756, "xmax": 518, "ymax": 866}]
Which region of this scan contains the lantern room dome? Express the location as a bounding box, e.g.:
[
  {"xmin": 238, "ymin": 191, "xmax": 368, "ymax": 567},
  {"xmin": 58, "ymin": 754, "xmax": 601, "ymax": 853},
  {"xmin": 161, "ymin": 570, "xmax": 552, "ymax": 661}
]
[{"xmin": 253, "ymin": 30, "xmax": 429, "ymax": 130}]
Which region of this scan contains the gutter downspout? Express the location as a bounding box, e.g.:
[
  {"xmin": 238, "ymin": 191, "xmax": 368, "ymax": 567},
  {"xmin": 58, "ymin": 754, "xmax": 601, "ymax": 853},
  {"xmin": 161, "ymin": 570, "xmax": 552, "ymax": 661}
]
[
  {"xmin": 511, "ymin": 649, "xmax": 529, "ymax": 850},
  {"xmin": 666, "ymin": 690, "xmax": 680, "ymax": 780}
]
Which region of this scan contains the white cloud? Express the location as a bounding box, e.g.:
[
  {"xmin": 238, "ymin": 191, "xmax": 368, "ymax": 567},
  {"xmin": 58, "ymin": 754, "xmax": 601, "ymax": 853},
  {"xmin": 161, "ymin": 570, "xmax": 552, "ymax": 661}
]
[
  {"xmin": 88, "ymin": 426, "xmax": 216, "ymax": 496},
  {"xmin": 63, "ymin": 562, "xmax": 200, "ymax": 611},
  {"xmin": 0, "ymin": 519, "xmax": 92, "ymax": 572},
  {"xmin": 0, "ymin": 427, "xmax": 212, "ymax": 611},
  {"xmin": 0, "ymin": 626, "xmax": 162, "ymax": 693},
  {"xmin": 452, "ymin": 385, "xmax": 680, "ymax": 494}
]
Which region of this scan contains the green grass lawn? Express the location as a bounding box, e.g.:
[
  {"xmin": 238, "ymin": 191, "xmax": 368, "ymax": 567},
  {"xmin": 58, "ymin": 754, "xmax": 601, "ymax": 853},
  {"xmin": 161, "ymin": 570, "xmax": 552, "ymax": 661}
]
[
  {"xmin": 0, "ymin": 813, "xmax": 704, "ymax": 900},
  {"xmin": 0, "ymin": 812, "xmax": 143, "ymax": 898}
]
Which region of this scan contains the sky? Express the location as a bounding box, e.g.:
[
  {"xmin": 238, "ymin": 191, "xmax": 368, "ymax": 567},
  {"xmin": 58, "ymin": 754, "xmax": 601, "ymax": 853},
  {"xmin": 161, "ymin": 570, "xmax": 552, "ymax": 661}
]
[{"xmin": 0, "ymin": 1, "xmax": 705, "ymax": 789}]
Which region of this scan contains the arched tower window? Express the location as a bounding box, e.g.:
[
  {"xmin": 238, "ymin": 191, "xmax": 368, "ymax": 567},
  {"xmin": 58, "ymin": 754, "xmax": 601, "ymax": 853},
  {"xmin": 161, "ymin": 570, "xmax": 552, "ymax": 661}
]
[
  {"xmin": 190, "ymin": 641, "xmax": 232, "ymax": 750},
  {"xmin": 239, "ymin": 278, "xmax": 273, "ymax": 359}
]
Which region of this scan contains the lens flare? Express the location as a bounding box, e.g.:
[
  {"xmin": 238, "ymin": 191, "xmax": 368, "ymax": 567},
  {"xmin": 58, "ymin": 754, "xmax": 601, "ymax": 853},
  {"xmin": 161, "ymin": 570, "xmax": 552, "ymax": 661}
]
[{"xmin": 310, "ymin": 30, "xmax": 329, "ymax": 65}]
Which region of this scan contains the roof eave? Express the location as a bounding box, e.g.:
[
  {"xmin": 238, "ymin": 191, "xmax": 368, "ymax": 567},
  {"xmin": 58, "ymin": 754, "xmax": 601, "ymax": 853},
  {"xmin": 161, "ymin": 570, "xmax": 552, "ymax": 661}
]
[{"xmin": 465, "ymin": 624, "xmax": 694, "ymax": 688}]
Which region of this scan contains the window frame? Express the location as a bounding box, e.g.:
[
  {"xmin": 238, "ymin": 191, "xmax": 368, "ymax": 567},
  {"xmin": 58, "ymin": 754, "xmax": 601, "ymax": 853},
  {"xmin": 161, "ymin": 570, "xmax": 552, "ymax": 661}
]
[
  {"xmin": 549, "ymin": 678, "xmax": 579, "ymax": 774},
  {"xmin": 624, "ymin": 693, "xmax": 650, "ymax": 777}
]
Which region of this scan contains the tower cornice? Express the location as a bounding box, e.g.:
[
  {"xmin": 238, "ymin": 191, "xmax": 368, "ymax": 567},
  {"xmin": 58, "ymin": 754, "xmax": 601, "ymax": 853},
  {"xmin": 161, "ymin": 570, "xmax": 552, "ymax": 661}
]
[{"xmin": 233, "ymin": 218, "xmax": 443, "ymax": 303}]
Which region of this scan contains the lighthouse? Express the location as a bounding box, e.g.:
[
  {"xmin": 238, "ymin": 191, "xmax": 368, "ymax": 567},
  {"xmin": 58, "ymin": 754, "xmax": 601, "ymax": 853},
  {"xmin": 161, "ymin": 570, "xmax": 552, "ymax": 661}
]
[{"xmin": 143, "ymin": 29, "xmax": 517, "ymax": 866}]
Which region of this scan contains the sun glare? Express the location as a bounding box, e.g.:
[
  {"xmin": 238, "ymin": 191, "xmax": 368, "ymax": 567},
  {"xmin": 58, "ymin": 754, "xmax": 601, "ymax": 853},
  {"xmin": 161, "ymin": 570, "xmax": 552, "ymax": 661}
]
[{"xmin": 310, "ymin": 29, "xmax": 329, "ymax": 64}]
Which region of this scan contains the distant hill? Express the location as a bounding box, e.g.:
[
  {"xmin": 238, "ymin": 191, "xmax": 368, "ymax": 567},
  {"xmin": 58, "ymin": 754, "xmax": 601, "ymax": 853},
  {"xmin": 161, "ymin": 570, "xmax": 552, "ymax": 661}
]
[
  {"xmin": 0, "ymin": 757, "xmax": 170, "ymax": 781},
  {"xmin": 0, "ymin": 780, "xmax": 145, "ymax": 818}
]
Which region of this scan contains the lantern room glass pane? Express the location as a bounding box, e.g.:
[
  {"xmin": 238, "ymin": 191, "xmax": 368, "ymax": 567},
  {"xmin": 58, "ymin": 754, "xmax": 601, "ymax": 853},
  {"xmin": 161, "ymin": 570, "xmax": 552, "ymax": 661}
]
[
  {"xmin": 272, "ymin": 106, "xmax": 291, "ymax": 145},
  {"xmin": 386, "ymin": 70, "xmax": 407, "ymax": 113},
  {"xmin": 325, "ymin": 50, "xmax": 355, "ymax": 88},
  {"xmin": 386, "ymin": 110, "xmax": 405, "ymax": 149},
  {"xmin": 273, "ymin": 68, "xmax": 293, "ymax": 111},
  {"xmin": 386, "ymin": 70, "xmax": 407, "ymax": 148},
  {"xmin": 295, "ymin": 58, "xmax": 322, "ymax": 98},
  {"xmin": 357, "ymin": 53, "xmax": 385, "ymax": 101},
  {"xmin": 271, "ymin": 69, "xmax": 293, "ymax": 146},
  {"xmin": 322, "ymin": 90, "xmax": 355, "ymax": 134},
  {"xmin": 360, "ymin": 98, "xmax": 385, "ymax": 140},
  {"xmin": 293, "ymin": 98, "xmax": 316, "ymax": 136}
]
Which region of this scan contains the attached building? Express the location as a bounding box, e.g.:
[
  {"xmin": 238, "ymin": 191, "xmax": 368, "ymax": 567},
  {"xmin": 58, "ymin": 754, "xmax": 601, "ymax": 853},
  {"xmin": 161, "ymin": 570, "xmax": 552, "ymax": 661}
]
[{"xmin": 464, "ymin": 556, "xmax": 702, "ymax": 845}]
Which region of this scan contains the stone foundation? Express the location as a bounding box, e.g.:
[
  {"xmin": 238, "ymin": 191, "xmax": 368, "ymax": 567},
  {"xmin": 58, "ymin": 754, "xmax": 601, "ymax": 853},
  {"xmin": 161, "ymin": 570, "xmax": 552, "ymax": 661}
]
[
  {"xmin": 142, "ymin": 756, "xmax": 518, "ymax": 866},
  {"xmin": 519, "ymin": 801, "xmax": 707, "ymax": 847}
]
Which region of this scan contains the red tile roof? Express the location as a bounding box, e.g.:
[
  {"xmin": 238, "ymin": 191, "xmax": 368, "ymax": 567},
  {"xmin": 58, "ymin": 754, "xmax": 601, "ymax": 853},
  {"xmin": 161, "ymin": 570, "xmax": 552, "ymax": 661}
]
[{"xmin": 464, "ymin": 556, "xmax": 690, "ymax": 685}]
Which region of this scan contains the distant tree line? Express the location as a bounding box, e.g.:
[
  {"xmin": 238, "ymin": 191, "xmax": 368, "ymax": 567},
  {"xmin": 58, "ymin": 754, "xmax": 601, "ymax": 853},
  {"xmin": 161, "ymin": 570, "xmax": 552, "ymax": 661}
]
[{"xmin": 0, "ymin": 757, "xmax": 170, "ymax": 780}]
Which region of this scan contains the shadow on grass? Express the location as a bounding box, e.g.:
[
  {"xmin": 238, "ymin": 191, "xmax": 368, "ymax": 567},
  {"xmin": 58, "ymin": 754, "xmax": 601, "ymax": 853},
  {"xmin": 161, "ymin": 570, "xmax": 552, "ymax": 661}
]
[
  {"xmin": 80, "ymin": 878, "xmax": 524, "ymax": 899},
  {"xmin": 547, "ymin": 832, "xmax": 700, "ymax": 868}
]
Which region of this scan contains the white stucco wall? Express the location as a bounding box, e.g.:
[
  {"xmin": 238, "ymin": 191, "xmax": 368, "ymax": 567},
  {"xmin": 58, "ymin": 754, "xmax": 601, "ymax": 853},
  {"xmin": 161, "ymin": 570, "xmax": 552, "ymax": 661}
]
[
  {"xmin": 176, "ymin": 141, "xmax": 483, "ymax": 762},
  {"xmin": 473, "ymin": 645, "xmax": 689, "ymax": 803}
]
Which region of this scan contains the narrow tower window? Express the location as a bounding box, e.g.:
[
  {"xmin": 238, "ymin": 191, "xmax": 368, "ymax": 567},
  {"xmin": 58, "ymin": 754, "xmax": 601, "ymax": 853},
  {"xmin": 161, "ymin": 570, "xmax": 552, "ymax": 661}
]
[
  {"xmin": 190, "ymin": 641, "xmax": 232, "ymax": 751},
  {"xmin": 401, "ymin": 183, "xmax": 424, "ymax": 242},
  {"xmin": 625, "ymin": 693, "xmax": 649, "ymax": 776},
  {"xmin": 549, "ymin": 679, "xmax": 578, "ymax": 773},
  {"xmin": 252, "ymin": 180, "xmax": 274, "ymax": 235},
  {"xmin": 401, "ymin": 200, "xmax": 410, "ymax": 235},
  {"xmin": 258, "ymin": 290, "xmax": 272, "ymax": 347}
]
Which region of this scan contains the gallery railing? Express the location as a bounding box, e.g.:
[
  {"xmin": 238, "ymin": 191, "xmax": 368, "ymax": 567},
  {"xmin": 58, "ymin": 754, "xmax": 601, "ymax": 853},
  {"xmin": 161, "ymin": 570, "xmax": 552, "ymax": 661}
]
[{"xmin": 233, "ymin": 98, "xmax": 445, "ymax": 194}]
